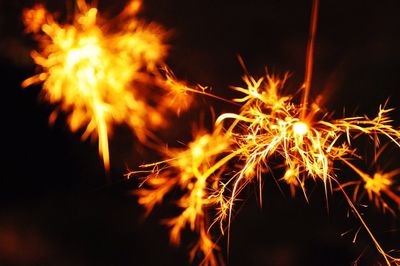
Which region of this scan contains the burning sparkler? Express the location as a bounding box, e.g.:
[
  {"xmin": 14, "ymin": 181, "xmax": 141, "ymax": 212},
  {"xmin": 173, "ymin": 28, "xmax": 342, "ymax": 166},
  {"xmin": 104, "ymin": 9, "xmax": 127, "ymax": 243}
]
[
  {"xmin": 134, "ymin": 69, "xmax": 400, "ymax": 265},
  {"xmin": 21, "ymin": 0, "xmax": 195, "ymax": 170},
  {"xmin": 132, "ymin": 0, "xmax": 400, "ymax": 265}
]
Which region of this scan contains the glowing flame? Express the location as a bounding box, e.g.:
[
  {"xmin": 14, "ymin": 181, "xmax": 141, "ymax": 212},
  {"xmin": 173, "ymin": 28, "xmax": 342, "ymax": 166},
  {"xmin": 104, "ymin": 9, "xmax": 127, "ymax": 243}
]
[{"xmin": 21, "ymin": 0, "xmax": 194, "ymax": 170}]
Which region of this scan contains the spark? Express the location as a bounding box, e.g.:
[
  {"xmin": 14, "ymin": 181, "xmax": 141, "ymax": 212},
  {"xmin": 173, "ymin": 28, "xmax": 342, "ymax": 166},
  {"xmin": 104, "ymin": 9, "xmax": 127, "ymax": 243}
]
[
  {"xmin": 135, "ymin": 68, "xmax": 400, "ymax": 265},
  {"xmin": 293, "ymin": 121, "xmax": 309, "ymax": 136},
  {"xmin": 132, "ymin": 0, "xmax": 400, "ymax": 265},
  {"xmin": 22, "ymin": 0, "xmax": 194, "ymax": 170},
  {"xmin": 342, "ymin": 159, "xmax": 400, "ymax": 215},
  {"xmin": 129, "ymin": 127, "xmax": 231, "ymax": 265}
]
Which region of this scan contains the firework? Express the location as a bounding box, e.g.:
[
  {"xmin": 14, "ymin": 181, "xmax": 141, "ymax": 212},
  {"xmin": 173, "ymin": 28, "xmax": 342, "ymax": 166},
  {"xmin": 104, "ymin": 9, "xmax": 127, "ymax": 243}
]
[{"xmin": 22, "ymin": 0, "xmax": 194, "ymax": 170}]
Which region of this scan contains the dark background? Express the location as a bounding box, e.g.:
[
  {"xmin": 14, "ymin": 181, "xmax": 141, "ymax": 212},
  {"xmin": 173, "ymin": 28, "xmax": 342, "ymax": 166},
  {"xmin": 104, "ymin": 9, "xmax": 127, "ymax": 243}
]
[{"xmin": 1, "ymin": 0, "xmax": 400, "ymax": 265}]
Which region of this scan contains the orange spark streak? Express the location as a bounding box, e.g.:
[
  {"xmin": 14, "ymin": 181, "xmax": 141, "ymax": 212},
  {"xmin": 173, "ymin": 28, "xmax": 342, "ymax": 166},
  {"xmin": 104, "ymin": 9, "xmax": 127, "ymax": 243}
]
[{"xmin": 301, "ymin": 0, "xmax": 319, "ymax": 119}]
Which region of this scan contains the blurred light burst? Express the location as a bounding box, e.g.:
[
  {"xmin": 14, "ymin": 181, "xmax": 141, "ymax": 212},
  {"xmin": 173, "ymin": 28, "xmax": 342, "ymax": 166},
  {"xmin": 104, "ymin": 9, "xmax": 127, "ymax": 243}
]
[{"xmin": 21, "ymin": 0, "xmax": 194, "ymax": 170}]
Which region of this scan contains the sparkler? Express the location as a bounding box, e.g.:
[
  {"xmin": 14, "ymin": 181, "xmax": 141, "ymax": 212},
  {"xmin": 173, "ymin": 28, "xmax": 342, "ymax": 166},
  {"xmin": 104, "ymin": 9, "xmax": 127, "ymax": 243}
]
[
  {"xmin": 133, "ymin": 1, "xmax": 400, "ymax": 265},
  {"xmin": 21, "ymin": 0, "xmax": 194, "ymax": 170},
  {"xmin": 134, "ymin": 70, "xmax": 400, "ymax": 265}
]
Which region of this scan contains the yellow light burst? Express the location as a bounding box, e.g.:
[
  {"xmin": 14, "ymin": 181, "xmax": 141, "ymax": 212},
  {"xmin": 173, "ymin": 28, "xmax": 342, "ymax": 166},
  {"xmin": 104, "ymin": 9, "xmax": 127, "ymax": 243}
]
[
  {"xmin": 129, "ymin": 127, "xmax": 232, "ymax": 265},
  {"xmin": 21, "ymin": 0, "xmax": 194, "ymax": 170},
  {"xmin": 342, "ymin": 159, "xmax": 400, "ymax": 215}
]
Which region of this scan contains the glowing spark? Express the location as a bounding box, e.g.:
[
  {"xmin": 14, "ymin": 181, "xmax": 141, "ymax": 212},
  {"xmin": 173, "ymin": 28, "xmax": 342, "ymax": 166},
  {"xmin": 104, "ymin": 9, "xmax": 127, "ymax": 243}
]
[
  {"xmin": 129, "ymin": 127, "xmax": 230, "ymax": 265},
  {"xmin": 342, "ymin": 159, "xmax": 400, "ymax": 215},
  {"xmin": 135, "ymin": 69, "xmax": 400, "ymax": 265},
  {"xmin": 293, "ymin": 121, "xmax": 309, "ymax": 136},
  {"xmin": 22, "ymin": 0, "xmax": 192, "ymax": 170},
  {"xmin": 132, "ymin": 0, "xmax": 399, "ymax": 264}
]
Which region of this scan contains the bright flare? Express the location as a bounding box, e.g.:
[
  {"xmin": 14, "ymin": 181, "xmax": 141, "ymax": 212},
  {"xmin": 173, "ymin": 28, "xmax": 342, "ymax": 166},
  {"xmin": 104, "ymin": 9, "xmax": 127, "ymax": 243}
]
[
  {"xmin": 293, "ymin": 121, "xmax": 308, "ymax": 136},
  {"xmin": 22, "ymin": 0, "xmax": 193, "ymax": 170}
]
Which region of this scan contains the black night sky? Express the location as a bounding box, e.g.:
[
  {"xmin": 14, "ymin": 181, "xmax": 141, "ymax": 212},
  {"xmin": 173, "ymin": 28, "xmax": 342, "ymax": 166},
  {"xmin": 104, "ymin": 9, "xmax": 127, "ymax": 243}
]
[{"xmin": 1, "ymin": 0, "xmax": 400, "ymax": 265}]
